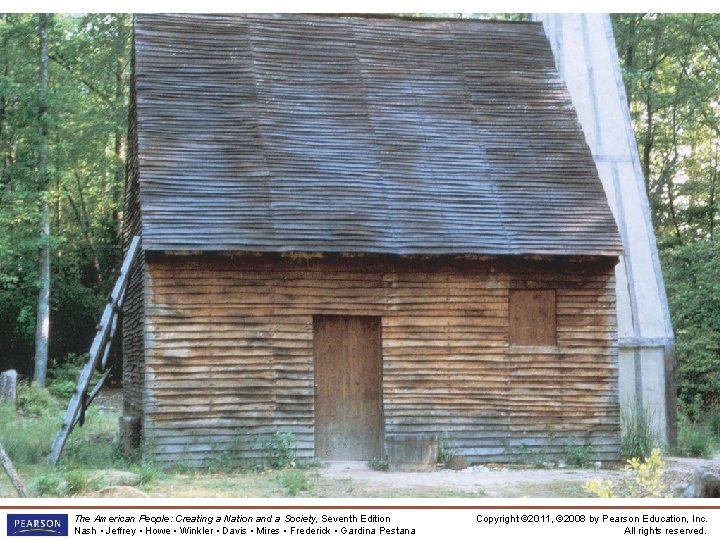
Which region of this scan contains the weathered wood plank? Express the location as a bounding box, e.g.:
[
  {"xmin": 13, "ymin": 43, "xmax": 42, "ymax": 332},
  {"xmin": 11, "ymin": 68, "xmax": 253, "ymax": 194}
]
[{"xmin": 141, "ymin": 255, "xmax": 619, "ymax": 464}]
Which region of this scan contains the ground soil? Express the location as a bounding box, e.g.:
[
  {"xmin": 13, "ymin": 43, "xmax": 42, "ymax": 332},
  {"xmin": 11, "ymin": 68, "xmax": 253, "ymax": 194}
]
[
  {"xmin": 314, "ymin": 456, "xmax": 720, "ymax": 498},
  {"xmin": 320, "ymin": 462, "xmax": 621, "ymax": 498},
  {"xmin": 127, "ymin": 455, "xmax": 720, "ymax": 498}
]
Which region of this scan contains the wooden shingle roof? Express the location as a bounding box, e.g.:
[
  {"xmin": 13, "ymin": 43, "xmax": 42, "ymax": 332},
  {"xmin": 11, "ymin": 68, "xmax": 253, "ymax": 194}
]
[{"xmin": 133, "ymin": 14, "xmax": 622, "ymax": 256}]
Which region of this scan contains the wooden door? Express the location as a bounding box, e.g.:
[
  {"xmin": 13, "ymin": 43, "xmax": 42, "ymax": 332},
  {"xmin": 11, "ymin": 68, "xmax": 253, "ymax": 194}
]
[{"xmin": 313, "ymin": 315, "xmax": 383, "ymax": 460}]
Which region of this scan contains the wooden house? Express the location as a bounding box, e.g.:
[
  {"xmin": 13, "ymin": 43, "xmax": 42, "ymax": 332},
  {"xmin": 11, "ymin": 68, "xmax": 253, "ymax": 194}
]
[{"xmin": 122, "ymin": 14, "xmax": 623, "ymax": 465}]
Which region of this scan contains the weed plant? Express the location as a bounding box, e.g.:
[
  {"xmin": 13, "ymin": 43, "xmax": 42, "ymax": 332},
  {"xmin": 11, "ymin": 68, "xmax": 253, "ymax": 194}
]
[
  {"xmin": 675, "ymin": 416, "xmax": 715, "ymax": 458},
  {"xmin": 563, "ymin": 435, "xmax": 595, "ymax": 468},
  {"xmin": 258, "ymin": 432, "xmax": 297, "ymax": 469},
  {"xmin": 707, "ymin": 407, "xmax": 720, "ymax": 439},
  {"xmin": 438, "ymin": 432, "xmax": 456, "ymax": 467},
  {"xmin": 276, "ymin": 470, "xmax": 312, "ymax": 496},
  {"xmin": 15, "ymin": 382, "xmax": 60, "ymax": 417},
  {"xmin": 621, "ymin": 401, "xmax": 657, "ymax": 459},
  {"xmin": 585, "ymin": 448, "xmax": 669, "ymax": 498}
]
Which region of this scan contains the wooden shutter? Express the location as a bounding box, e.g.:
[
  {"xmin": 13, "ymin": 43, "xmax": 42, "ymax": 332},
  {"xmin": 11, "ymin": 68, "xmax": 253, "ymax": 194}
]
[{"xmin": 508, "ymin": 289, "xmax": 556, "ymax": 346}]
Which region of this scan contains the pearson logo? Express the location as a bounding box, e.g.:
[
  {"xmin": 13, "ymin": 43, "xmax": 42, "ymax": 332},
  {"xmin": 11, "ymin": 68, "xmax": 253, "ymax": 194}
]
[{"xmin": 7, "ymin": 515, "xmax": 68, "ymax": 536}]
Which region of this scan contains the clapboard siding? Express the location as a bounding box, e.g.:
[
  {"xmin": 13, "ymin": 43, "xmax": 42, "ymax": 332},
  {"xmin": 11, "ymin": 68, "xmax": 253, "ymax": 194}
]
[
  {"xmin": 142, "ymin": 254, "xmax": 619, "ymax": 464},
  {"xmin": 121, "ymin": 252, "xmax": 145, "ymax": 420},
  {"xmin": 121, "ymin": 55, "xmax": 145, "ymax": 422}
]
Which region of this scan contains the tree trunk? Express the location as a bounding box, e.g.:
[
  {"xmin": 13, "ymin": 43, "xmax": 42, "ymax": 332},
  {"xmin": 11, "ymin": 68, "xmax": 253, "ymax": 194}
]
[
  {"xmin": 33, "ymin": 13, "xmax": 51, "ymax": 387},
  {"xmin": 74, "ymin": 173, "xmax": 102, "ymax": 285},
  {"xmin": 711, "ymin": 144, "xmax": 718, "ymax": 238},
  {"xmin": 666, "ymin": 174, "xmax": 684, "ymax": 244},
  {"xmin": 112, "ymin": 17, "xmax": 128, "ymax": 250},
  {"xmin": 621, "ymin": 14, "xmax": 642, "ymax": 107},
  {"xmin": 0, "ymin": 15, "xmax": 9, "ymax": 187},
  {"xmin": 642, "ymin": 96, "xmax": 654, "ymax": 198}
]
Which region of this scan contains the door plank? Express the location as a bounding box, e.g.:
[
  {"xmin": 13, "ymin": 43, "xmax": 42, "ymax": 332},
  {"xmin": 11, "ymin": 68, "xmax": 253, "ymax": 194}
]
[{"xmin": 314, "ymin": 315, "xmax": 382, "ymax": 460}]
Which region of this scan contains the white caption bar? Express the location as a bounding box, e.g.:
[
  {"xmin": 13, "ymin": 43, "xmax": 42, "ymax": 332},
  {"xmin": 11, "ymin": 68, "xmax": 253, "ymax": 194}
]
[{"xmin": 4, "ymin": 503, "xmax": 719, "ymax": 540}]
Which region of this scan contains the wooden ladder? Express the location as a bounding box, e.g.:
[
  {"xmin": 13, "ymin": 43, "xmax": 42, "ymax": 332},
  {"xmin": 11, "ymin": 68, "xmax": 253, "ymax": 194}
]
[{"xmin": 47, "ymin": 235, "xmax": 140, "ymax": 465}]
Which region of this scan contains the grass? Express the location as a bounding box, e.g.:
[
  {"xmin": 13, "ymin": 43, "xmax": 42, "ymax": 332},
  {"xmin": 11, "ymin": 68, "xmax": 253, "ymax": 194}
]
[
  {"xmin": 275, "ymin": 469, "xmax": 314, "ymax": 496},
  {"xmin": 668, "ymin": 405, "xmax": 720, "ymax": 458},
  {"xmin": 709, "ymin": 408, "xmax": 720, "ymax": 440},
  {"xmin": 674, "ymin": 417, "xmax": 716, "ymax": 458},
  {"xmin": 0, "ymin": 385, "xmax": 145, "ymax": 497},
  {"xmin": 14, "ymin": 382, "xmax": 62, "ymax": 417},
  {"xmin": 147, "ymin": 472, "xmax": 282, "ymax": 498},
  {"xmin": 0, "ymin": 404, "xmax": 126, "ymax": 469},
  {"xmin": 494, "ymin": 480, "xmax": 590, "ymax": 498},
  {"xmin": 621, "ymin": 401, "xmax": 657, "ymax": 460},
  {"xmin": 0, "ymin": 404, "xmax": 59, "ymax": 465}
]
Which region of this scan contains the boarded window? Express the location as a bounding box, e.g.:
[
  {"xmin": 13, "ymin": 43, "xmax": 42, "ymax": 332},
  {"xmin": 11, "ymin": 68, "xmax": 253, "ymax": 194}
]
[{"xmin": 509, "ymin": 289, "xmax": 556, "ymax": 346}]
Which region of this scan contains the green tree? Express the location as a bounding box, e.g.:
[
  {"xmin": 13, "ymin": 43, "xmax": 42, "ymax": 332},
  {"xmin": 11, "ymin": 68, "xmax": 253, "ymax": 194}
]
[
  {"xmin": 613, "ymin": 14, "xmax": 720, "ymax": 245},
  {"xmin": 614, "ymin": 14, "xmax": 720, "ymax": 413},
  {"xmin": 662, "ymin": 239, "xmax": 720, "ymax": 412},
  {"xmin": 0, "ymin": 14, "xmax": 131, "ymax": 378}
]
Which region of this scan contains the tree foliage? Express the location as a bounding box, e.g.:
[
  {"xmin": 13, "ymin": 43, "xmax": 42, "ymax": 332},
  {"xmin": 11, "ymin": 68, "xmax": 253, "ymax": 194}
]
[
  {"xmin": 614, "ymin": 14, "xmax": 720, "ymax": 413},
  {"xmin": 613, "ymin": 14, "xmax": 720, "ymax": 245},
  {"xmin": 662, "ymin": 240, "xmax": 720, "ymax": 411},
  {"xmin": 0, "ymin": 14, "xmax": 131, "ymax": 376}
]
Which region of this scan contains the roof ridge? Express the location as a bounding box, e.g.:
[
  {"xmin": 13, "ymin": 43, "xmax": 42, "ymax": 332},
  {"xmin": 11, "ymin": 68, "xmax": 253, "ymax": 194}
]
[{"xmin": 313, "ymin": 14, "xmax": 539, "ymax": 25}]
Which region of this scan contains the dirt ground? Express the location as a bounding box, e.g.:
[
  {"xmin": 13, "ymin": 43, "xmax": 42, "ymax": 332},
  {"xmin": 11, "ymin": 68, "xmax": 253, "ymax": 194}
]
[
  {"xmin": 3, "ymin": 449, "xmax": 718, "ymax": 499},
  {"xmin": 318, "ymin": 462, "xmax": 614, "ymax": 498},
  {"xmin": 314, "ymin": 455, "xmax": 720, "ymax": 498},
  {"xmin": 130, "ymin": 454, "xmax": 720, "ymax": 499}
]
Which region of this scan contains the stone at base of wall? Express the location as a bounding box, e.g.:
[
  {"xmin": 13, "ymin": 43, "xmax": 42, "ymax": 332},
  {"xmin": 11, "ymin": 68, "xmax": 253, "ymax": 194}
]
[
  {"xmin": 683, "ymin": 467, "xmax": 720, "ymax": 498},
  {"xmin": 119, "ymin": 416, "xmax": 141, "ymax": 454}
]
